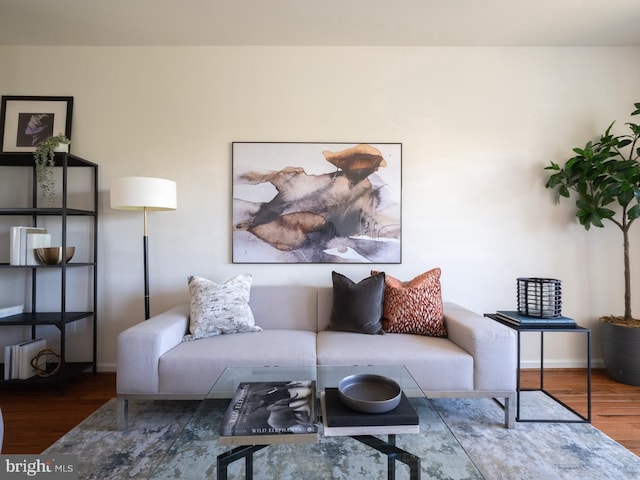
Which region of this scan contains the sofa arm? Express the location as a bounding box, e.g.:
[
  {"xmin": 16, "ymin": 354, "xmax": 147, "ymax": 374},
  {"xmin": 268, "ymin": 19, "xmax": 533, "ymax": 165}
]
[
  {"xmin": 443, "ymin": 302, "xmax": 516, "ymax": 391},
  {"xmin": 116, "ymin": 304, "xmax": 190, "ymax": 394}
]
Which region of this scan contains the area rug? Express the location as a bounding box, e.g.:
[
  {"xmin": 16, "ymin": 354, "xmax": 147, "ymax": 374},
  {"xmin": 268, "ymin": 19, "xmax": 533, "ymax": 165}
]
[{"xmin": 44, "ymin": 392, "xmax": 640, "ymax": 480}]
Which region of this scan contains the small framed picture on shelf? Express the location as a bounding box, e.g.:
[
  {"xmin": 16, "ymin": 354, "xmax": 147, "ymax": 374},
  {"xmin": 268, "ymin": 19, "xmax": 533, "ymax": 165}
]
[{"xmin": 0, "ymin": 95, "xmax": 73, "ymax": 152}]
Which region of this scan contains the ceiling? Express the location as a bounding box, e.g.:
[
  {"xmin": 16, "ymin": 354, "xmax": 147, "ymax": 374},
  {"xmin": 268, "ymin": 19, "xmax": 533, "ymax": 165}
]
[{"xmin": 1, "ymin": 0, "xmax": 640, "ymax": 47}]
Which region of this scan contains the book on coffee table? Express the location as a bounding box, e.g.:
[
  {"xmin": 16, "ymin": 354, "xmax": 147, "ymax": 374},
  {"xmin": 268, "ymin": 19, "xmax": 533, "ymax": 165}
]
[
  {"xmin": 323, "ymin": 387, "xmax": 418, "ymax": 426},
  {"xmin": 322, "ymin": 388, "xmax": 419, "ymax": 436},
  {"xmin": 219, "ymin": 380, "xmax": 318, "ymax": 445}
]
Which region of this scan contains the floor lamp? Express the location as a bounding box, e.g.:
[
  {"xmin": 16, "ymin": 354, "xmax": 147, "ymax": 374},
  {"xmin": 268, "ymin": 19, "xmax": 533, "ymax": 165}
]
[{"xmin": 110, "ymin": 176, "xmax": 177, "ymax": 320}]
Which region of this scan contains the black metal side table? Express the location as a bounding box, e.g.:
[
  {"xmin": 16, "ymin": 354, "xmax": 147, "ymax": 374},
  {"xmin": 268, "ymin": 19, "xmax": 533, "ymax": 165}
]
[{"xmin": 486, "ymin": 314, "xmax": 591, "ymax": 423}]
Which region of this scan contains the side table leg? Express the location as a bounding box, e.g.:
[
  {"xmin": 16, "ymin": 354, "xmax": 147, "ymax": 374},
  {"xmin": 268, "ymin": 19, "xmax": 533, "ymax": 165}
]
[
  {"xmin": 516, "ymin": 330, "xmax": 522, "ymax": 421},
  {"xmin": 587, "ymin": 329, "xmax": 592, "ymax": 422}
]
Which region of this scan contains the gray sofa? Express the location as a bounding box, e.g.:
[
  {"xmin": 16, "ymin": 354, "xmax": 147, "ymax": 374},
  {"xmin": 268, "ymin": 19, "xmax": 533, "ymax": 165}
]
[{"xmin": 117, "ymin": 285, "xmax": 517, "ymax": 428}]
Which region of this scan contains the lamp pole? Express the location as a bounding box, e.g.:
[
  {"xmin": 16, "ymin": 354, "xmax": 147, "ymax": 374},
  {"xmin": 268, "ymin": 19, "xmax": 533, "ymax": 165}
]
[{"xmin": 143, "ymin": 206, "xmax": 150, "ymax": 320}]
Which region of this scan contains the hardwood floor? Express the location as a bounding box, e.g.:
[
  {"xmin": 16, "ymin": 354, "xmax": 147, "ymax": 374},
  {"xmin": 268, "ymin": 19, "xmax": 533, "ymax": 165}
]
[
  {"xmin": 0, "ymin": 369, "xmax": 639, "ymax": 456},
  {"xmin": 1, "ymin": 373, "xmax": 115, "ymax": 454},
  {"xmin": 521, "ymin": 368, "xmax": 640, "ymax": 456}
]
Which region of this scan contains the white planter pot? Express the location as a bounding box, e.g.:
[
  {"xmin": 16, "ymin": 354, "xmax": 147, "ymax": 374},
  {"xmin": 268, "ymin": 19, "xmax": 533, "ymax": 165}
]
[{"xmin": 53, "ymin": 143, "xmax": 69, "ymax": 153}]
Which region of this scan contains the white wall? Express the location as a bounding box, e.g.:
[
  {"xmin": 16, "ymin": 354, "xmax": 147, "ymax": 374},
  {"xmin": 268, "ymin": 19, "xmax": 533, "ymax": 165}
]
[{"xmin": 1, "ymin": 46, "xmax": 639, "ymax": 371}]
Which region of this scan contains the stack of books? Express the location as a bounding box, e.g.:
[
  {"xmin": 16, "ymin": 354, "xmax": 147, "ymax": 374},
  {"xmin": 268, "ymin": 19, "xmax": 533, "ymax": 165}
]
[
  {"xmin": 495, "ymin": 310, "xmax": 576, "ymax": 327},
  {"xmin": 219, "ymin": 380, "xmax": 318, "ymax": 445},
  {"xmin": 10, "ymin": 226, "xmax": 51, "ymax": 265},
  {"xmin": 322, "ymin": 387, "xmax": 419, "ymax": 436},
  {"xmin": 4, "ymin": 338, "xmax": 47, "ymax": 380}
]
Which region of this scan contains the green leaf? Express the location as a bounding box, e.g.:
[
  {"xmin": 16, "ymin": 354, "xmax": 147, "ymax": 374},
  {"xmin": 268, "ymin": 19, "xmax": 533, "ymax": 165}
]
[
  {"xmin": 581, "ymin": 211, "xmax": 605, "ymax": 228},
  {"xmin": 617, "ymin": 138, "xmax": 632, "ymax": 149},
  {"xmin": 559, "ymin": 185, "xmax": 570, "ymax": 198},
  {"xmin": 544, "ymin": 162, "xmax": 560, "ymax": 171},
  {"xmin": 627, "ymin": 123, "xmax": 640, "ymax": 135},
  {"xmin": 628, "ymin": 203, "xmax": 640, "ymax": 220},
  {"xmin": 603, "ymin": 122, "xmax": 615, "ymax": 137},
  {"xmin": 619, "ymin": 189, "xmax": 634, "ymax": 206},
  {"xmin": 597, "ymin": 207, "xmax": 615, "ymax": 219},
  {"xmin": 576, "ymin": 199, "xmax": 596, "ymax": 214},
  {"xmin": 572, "ymin": 147, "xmax": 586, "ymax": 156},
  {"xmin": 565, "ymin": 156, "xmax": 579, "ymax": 170}
]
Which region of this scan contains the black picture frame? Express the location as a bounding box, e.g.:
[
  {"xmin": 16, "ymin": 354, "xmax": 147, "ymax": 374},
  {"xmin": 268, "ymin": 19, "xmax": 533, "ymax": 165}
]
[{"xmin": 0, "ymin": 96, "xmax": 73, "ymax": 152}]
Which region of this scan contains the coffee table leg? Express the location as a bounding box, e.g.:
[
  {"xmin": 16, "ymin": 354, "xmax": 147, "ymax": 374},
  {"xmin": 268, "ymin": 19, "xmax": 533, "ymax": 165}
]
[
  {"xmin": 388, "ymin": 434, "xmax": 396, "ymax": 480},
  {"xmin": 351, "ymin": 435, "xmax": 421, "ymax": 480},
  {"xmin": 217, "ymin": 445, "xmax": 268, "ymax": 480},
  {"xmin": 246, "ymin": 452, "xmax": 253, "ymax": 479}
]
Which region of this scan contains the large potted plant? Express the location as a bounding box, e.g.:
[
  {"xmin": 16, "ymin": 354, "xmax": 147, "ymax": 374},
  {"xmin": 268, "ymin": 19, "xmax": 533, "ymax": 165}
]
[
  {"xmin": 34, "ymin": 133, "xmax": 70, "ymax": 206},
  {"xmin": 545, "ymin": 102, "xmax": 640, "ymax": 385}
]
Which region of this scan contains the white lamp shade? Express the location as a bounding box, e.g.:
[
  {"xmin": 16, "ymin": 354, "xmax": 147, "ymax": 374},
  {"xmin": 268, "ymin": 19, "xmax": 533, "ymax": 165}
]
[{"xmin": 110, "ymin": 176, "xmax": 177, "ymax": 211}]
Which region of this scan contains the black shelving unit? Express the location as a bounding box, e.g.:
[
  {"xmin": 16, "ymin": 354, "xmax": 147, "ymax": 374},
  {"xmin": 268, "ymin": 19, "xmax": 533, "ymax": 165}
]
[{"xmin": 0, "ymin": 152, "xmax": 98, "ymax": 391}]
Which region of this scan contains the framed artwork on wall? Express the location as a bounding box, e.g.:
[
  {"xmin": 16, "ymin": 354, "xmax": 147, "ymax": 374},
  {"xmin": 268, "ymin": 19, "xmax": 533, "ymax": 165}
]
[
  {"xmin": 232, "ymin": 142, "xmax": 402, "ymax": 264},
  {"xmin": 0, "ymin": 96, "xmax": 73, "ymax": 152}
]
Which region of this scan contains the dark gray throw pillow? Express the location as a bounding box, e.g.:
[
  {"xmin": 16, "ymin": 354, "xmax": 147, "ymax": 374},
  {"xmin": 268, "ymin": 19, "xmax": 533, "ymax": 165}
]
[{"xmin": 328, "ymin": 271, "xmax": 385, "ymax": 335}]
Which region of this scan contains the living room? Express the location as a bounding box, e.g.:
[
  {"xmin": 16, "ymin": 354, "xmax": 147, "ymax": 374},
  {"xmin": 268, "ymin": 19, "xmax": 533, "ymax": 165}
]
[{"xmin": 1, "ymin": 1, "xmax": 640, "ymax": 478}]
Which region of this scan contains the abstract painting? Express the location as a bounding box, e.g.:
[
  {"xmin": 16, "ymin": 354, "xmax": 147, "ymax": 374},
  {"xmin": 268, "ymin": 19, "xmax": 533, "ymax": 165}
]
[{"xmin": 232, "ymin": 142, "xmax": 401, "ymax": 263}]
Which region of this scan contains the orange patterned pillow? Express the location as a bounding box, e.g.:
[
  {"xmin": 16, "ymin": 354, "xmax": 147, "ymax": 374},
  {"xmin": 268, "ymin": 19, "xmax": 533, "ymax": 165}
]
[{"xmin": 372, "ymin": 268, "xmax": 447, "ymax": 337}]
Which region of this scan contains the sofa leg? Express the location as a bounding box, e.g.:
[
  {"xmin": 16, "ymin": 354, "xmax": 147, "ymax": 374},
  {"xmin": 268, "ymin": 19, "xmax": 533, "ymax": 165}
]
[
  {"xmin": 117, "ymin": 398, "xmax": 129, "ymax": 430},
  {"xmin": 504, "ymin": 395, "xmax": 516, "ymax": 428}
]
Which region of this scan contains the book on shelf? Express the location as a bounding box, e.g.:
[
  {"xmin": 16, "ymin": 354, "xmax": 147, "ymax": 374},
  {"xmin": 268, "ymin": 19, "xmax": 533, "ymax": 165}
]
[
  {"xmin": 9, "ymin": 226, "xmax": 21, "ymax": 265},
  {"xmin": 0, "ymin": 304, "xmax": 24, "ymax": 319},
  {"xmin": 495, "ymin": 310, "xmax": 576, "ymax": 326},
  {"xmin": 219, "ymin": 380, "xmax": 318, "ymax": 443},
  {"xmin": 4, "ymin": 338, "xmax": 46, "ymax": 380},
  {"xmin": 18, "ymin": 338, "xmax": 47, "ymax": 379},
  {"xmin": 4, "ymin": 346, "xmax": 11, "ymax": 380},
  {"xmin": 9, "ymin": 226, "xmax": 48, "ymax": 266}
]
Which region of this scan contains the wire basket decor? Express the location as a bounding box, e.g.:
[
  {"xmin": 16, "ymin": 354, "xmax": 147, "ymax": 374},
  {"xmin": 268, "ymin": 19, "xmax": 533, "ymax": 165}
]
[{"xmin": 517, "ymin": 277, "xmax": 562, "ymax": 318}]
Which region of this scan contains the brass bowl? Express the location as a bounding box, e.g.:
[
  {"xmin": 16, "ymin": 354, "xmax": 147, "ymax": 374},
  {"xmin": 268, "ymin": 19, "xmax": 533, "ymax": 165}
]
[{"xmin": 35, "ymin": 247, "xmax": 75, "ymax": 265}]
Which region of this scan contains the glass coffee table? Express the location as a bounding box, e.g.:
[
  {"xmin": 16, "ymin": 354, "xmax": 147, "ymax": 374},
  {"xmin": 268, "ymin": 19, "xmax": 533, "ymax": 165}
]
[{"xmin": 149, "ymin": 365, "xmax": 483, "ymax": 480}]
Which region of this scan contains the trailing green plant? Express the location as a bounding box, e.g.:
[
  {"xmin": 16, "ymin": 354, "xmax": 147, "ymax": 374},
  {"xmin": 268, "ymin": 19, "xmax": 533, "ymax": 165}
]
[
  {"xmin": 33, "ymin": 134, "xmax": 70, "ymax": 206},
  {"xmin": 545, "ymin": 102, "xmax": 640, "ymax": 324}
]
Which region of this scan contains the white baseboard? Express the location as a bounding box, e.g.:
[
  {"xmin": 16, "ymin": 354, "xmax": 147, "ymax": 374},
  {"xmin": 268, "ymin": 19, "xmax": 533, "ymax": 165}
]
[{"xmin": 96, "ymin": 363, "xmax": 117, "ymax": 372}]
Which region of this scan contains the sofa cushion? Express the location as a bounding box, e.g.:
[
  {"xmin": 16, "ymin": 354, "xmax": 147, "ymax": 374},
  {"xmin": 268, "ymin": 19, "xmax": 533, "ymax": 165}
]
[
  {"xmin": 328, "ymin": 271, "xmax": 384, "ymax": 335},
  {"xmin": 316, "ymin": 330, "xmax": 473, "ymax": 391},
  {"xmin": 185, "ymin": 274, "xmax": 262, "ymax": 341},
  {"xmin": 372, "ymin": 268, "xmax": 447, "ymax": 337},
  {"xmin": 159, "ymin": 330, "xmax": 318, "ymax": 394}
]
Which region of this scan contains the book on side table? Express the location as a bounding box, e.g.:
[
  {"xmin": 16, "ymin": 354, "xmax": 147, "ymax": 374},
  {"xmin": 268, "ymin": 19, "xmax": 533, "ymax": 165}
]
[
  {"xmin": 495, "ymin": 310, "xmax": 577, "ymax": 327},
  {"xmin": 219, "ymin": 380, "xmax": 318, "ymax": 446}
]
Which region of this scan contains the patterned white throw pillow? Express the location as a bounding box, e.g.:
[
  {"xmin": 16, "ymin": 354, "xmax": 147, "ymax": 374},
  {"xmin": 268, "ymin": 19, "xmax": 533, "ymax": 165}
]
[{"xmin": 183, "ymin": 273, "xmax": 262, "ymax": 341}]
